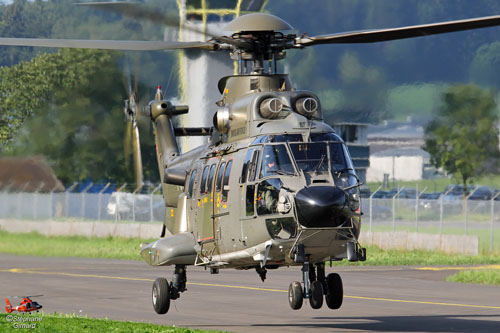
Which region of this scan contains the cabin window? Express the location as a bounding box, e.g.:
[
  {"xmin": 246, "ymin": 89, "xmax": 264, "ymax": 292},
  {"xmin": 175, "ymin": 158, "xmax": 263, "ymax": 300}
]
[
  {"xmin": 241, "ymin": 149, "xmax": 253, "ymax": 184},
  {"xmin": 243, "ymin": 149, "xmax": 260, "ymax": 183},
  {"xmin": 207, "ymin": 164, "xmax": 216, "ymax": 193},
  {"xmin": 188, "ymin": 170, "xmax": 197, "ymax": 198},
  {"xmin": 222, "ymin": 160, "xmax": 232, "ymax": 202},
  {"xmin": 216, "ymin": 162, "xmax": 226, "ymax": 192},
  {"xmin": 200, "ymin": 165, "xmax": 209, "ymax": 194},
  {"xmin": 246, "ymin": 185, "xmax": 255, "ymax": 216}
]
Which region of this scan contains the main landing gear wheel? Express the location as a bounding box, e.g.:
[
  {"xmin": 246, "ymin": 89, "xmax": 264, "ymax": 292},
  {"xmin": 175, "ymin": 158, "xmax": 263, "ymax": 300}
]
[
  {"xmin": 309, "ymin": 280, "xmax": 324, "ymax": 309},
  {"xmin": 325, "ymin": 273, "xmax": 343, "ymax": 310},
  {"xmin": 288, "ymin": 281, "xmax": 303, "ymax": 310},
  {"xmin": 152, "ymin": 278, "xmax": 170, "ymax": 314}
]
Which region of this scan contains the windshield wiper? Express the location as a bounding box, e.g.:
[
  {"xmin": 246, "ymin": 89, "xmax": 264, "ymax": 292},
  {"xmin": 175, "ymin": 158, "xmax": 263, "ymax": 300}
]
[
  {"xmin": 274, "ymin": 170, "xmax": 295, "ymax": 176},
  {"xmin": 333, "ymin": 167, "xmax": 353, "ymax": 177},
  {"xmin": 313, "ymin": 154, "xmax": 326, "ymax": 174}
]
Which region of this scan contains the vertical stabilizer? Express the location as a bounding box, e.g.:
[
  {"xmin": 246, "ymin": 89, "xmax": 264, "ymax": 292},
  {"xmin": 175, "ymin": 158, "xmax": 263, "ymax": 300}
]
[{"xmin": 5, "ymin": 298, "xmax": 12, "ymax": 313}]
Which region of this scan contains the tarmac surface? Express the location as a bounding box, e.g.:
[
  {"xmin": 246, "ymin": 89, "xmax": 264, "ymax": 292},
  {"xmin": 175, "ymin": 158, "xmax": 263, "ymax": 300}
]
[{"xmin": 1, "ymin": 254, "xmax": 499, "ymax": 332}]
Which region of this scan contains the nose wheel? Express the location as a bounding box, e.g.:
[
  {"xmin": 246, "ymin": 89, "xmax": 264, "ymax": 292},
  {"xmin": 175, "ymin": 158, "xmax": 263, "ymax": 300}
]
[
  {"xmin": 152, "ymin": 265, "xmax": 187, "ymax": 315},
  {"xmin": 288, "ymin": 262, "xmax": 343, "ymax": 311}
]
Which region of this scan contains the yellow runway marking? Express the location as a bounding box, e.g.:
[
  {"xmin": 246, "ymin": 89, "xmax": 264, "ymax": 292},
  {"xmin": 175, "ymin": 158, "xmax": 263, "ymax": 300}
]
[{"xmin": 2, "ymin": 267, "xmax": 500, "ymax": 310}]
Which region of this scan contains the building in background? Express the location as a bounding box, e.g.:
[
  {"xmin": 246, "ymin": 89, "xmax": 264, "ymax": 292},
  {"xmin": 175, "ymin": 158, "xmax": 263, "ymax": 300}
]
[
  {"xmin": 366, "ymin": 120, "xmax": 437, "ymax": 183},
  {"xmin": 0, "ymin": 156, "xmax": 64, "ymax": 192},
  {"xmin": 168, "ymin": 0, "xmax": 266, "ymax": 152}
]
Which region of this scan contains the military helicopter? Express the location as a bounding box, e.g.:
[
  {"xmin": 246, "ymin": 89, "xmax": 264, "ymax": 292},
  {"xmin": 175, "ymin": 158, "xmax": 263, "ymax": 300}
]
[{"xmin": 2, "ymin": 3, "xmax": 500, "ymax": 314}]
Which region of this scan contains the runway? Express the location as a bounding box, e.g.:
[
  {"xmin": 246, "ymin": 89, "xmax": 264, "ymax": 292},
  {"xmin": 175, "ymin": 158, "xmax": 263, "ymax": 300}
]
[{"xmin": 1, "ymin": 254, "xmax": 499, "ymax": 332}]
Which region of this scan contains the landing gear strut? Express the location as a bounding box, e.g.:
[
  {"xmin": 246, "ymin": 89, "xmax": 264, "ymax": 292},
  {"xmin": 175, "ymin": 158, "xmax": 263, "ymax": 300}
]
[
  {"xmin": 288, "ymin": 262, "xmax": 343, "ymax": 311},
  {"xmin": 152, "ymin": 265, "xmax": 187, "ymax": 315}
]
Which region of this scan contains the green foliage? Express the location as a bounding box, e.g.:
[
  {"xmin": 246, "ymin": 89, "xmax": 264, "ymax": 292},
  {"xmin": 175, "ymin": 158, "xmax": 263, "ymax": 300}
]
[
  {"xmin": 446, "ymin": 270, "xmax": 500, "ymax": 285},
  {"xmin": 0, "ymin": 49, "xmax": 111, "ymax": 150},
  {"xmin": 0, "ymin": 313, "xmax": 214, "ymax": 332},
  {"xmin": 386, "ymin": 83, "xmax": 446, "ymax": 121},
  {"xmin": 4, "ymin": 49, "xmax": 160, "ymax": 184},
  {"xmin": 424, "ymin": 84, "xmax": 500, "ymax": 192},
  {"xmin": 469, "ymin": 41, "xmax": 500, "ymax": 88}
]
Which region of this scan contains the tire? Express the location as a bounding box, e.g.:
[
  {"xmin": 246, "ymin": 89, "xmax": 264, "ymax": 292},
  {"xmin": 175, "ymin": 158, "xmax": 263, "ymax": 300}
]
[
  {"xmin": 152, "ymin": 278, "xmax": 170, "ymax": 314},
  {"xmin": 325, "ymin": 273, "xmax": 343, "ymax": 310},
  {"xmin": 288, "ymin": 281, "xmax": 303, "ymax": 310},
  {"xmin": 309, "ymin": 280, "xmax": 324, "ymax": 309}
]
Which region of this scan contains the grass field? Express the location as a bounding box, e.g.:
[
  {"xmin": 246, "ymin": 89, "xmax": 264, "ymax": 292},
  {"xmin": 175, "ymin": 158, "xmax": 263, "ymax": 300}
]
[
  {"xmin": 2, "ymin": 230, "xmax": 500, "ymax": 267},
  {"xmin": 0, "ymin": 230, "xmax": 150, "ymax": 260},
  {"xmin": 366, "ymin": 175, "xmax": 500, "ymax": 193},
  {"xmin": 446, "ymin": 270, "xmax": 500, "ymax": 286},
  {"xmin": 0, "ymin": 313, "xmax": 218, "ymax": 333},
  {"xmin": 368, "ymin": 225, "xmax": 500, "ymax": 253}
]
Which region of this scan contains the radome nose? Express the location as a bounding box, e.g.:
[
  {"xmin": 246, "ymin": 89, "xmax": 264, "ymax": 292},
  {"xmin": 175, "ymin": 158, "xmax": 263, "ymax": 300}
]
[{"xmin": 295, "ymin": 186, "xmax": 347, "ymax": 228}]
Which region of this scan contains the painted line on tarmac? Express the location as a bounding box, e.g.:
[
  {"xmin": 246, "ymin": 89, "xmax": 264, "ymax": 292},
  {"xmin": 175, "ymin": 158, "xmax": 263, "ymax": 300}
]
[{"xmin": 2, "ymin": 267, "xmax": 500, "ymax": 310}]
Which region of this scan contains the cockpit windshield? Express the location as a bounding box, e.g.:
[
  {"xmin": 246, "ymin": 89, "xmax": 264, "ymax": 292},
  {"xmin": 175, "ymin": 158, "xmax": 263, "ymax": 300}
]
[
  {"xmin": 289, "ymin": 142, "xmax": 350, "ymax": 173},
  {"xmin": 289, "ymin": 143, "xmax": 329, "ymax": 172}
]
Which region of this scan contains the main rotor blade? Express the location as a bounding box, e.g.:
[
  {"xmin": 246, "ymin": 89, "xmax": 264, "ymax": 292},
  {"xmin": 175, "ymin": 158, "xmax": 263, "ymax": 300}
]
[
  {"xmin": 296, "ymin": 14, "xmax": 500, "ymax": 46},
  {"xmin": 79, "ymin": 2, "xmax": 218, "ymax": 39},
  {"xmin": 78, "ymin": 2, "xmax": 247, "ymax": 49},
  {"xmin": 0, "ymin": 38, "xmax": 214, "ymax": 51}
]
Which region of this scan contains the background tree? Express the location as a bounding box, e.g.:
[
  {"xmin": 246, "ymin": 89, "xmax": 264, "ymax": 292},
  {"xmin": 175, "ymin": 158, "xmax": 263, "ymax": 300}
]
[{"xmin": 423, "ymin": 84, "xmax": 500, "ymax": 196}]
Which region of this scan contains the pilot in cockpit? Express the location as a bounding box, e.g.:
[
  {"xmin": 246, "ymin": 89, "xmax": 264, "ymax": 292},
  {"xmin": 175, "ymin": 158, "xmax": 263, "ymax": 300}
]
[{"xmin": 262, "ymin": 153, "xmax": 278, "ymax": 177}]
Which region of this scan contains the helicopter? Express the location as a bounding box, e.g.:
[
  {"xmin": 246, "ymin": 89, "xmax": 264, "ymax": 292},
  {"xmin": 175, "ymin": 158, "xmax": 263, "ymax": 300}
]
[
  {"xmin": 5, "ymin": 295, "xmax": 43, "ymax": 313},
  {"xmin": 2, "ymin": 2, "xmax": 500, "ymax": 314}
]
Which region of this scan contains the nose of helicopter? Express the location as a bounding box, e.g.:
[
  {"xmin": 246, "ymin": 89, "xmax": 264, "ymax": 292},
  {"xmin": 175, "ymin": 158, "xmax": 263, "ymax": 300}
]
[{"xmin": 294, "ymin": 186, "xmax": 349, "ymax": 228}]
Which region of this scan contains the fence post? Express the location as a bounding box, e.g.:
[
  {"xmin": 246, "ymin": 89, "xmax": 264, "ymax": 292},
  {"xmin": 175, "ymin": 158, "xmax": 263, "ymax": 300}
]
[
  {"xmin": 49, "ymin": 184, "xmax": 59, "ymax": 219},
  {"xmin": 491, "ymin": 192, "xmax": 500, "ymax": 252},
  {"xmin": 65, "ymin": 182, "xmax": 78, "ymax": 218},
  {"xmin": 81, "ymin": 182, "xmax": 93, "ymax": 219},
  {"xmin": 416, "ymin": 186, "xmax": 428, "ymax": 232},
  {"xmin": 98, "ymin": 183, "xmax": 111, "ymax": 221},
  {"xmin": 392, "ymin": 187, "xmax": 404, "ymax": 231},
  {"xmin": 115, "ymin": 183, "xmax": 127, "ymax": 223},
  {"xmin": 369, "ymin": 185, "xmax": 382, "ymax": 233},
  {"xmin": 150, "ymin": 184, "xmax": 162, "ymax": 222},
  {"xmin": 17, "ymin": 183, "xmax": 30, "ymax": 219},
  {"xmin": 464, "ymin": 186, "xmax": 479, "ymax": 235},
  {"xmin": 33, "ymin": 182, "xmax": 44, "ymax": 220},
  {"xmin": 440, "ymin": 186, "xmax": 455, "ymax": 235},
  {"xmin": 133, "ymin": 186, "xmax": 141, "ymax": 222}
]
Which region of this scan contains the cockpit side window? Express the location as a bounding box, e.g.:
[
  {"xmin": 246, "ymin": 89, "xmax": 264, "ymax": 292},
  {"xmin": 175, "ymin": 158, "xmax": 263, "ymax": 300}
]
[
  {"xmin": 247, "ymin": 149, "xmax": 260, "ymax": 182},
  {"xmin": 330, "ymin": 143, "xmax": 347, "ymax": 172},
  {"xmin": 256, "ymin": 178, "xmax": 283, "ymax": 215},
  {"xmin": 241, "ymin": 149, "xmax": 254, "ymax": 184},
  {"xmin": 260, "ymin": 144, "xmax": 295, "ymax": 178}
]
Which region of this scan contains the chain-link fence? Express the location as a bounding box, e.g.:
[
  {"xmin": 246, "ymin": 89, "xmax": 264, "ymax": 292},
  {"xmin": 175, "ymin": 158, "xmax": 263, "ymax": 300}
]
[
  {"xmin": 0, "ymin": 182, "xmax": 165, "ymax": 223},
  {"xmin": 1, "ymin": 182, "xmax": 499, "ymax": 252},
  {"xmin": 363, "ymin": 193, "xmax": 500, "ymax": 253}
]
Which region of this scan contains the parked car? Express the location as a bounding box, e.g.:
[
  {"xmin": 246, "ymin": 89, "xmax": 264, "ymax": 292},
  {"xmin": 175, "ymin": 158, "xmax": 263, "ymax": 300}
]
[
  {"xmin": 469, "ymin": 186, "xmax": 495, "ymax": 200},
  {"xmin": 397, "ymin": 188, "xmax": 417, "ymax": 199}
]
